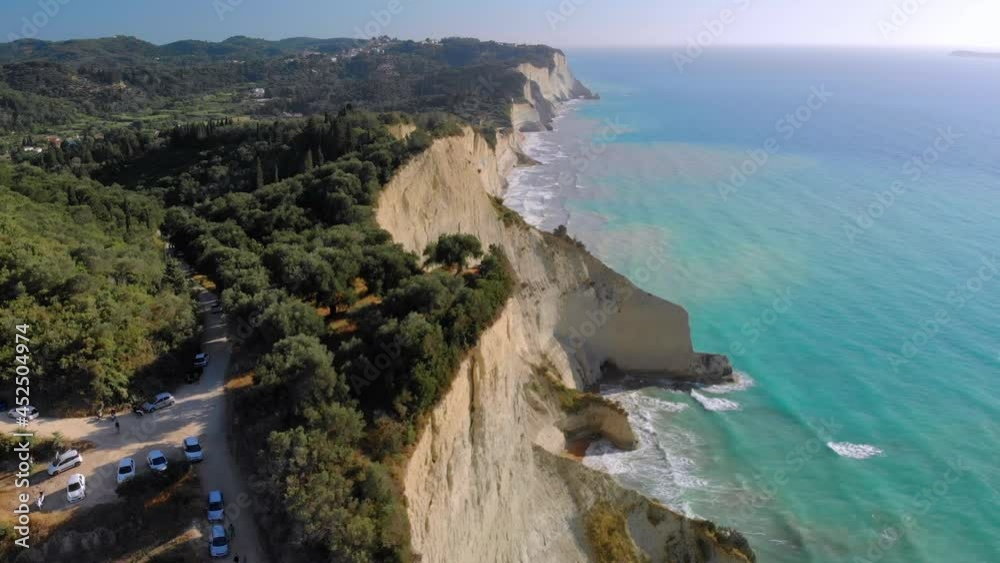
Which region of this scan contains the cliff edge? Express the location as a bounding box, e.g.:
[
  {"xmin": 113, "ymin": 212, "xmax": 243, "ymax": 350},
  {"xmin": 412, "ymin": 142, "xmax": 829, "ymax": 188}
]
[{"xmin": 376, "ymin": 53, "xmax": 752, "ymax": 563}]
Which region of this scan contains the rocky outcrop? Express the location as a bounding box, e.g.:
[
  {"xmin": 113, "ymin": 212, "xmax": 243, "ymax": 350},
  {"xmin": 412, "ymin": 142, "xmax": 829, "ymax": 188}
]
[{"xmin": 378, "ymin": 52, "xmax": 751, "ymax": 563}]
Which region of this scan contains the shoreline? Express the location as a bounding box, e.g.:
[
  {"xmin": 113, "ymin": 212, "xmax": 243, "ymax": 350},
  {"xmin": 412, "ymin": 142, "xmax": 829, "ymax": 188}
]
[{"xmin": 504, "ymin": 98, "xmax": 591, "ymax": 231}]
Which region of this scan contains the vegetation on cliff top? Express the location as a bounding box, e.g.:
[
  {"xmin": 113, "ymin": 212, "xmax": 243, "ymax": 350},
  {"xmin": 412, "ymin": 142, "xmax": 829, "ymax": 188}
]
[
  {"xmin": 153, "ymin": 109, "xmax": 515, "ymax": 562},
  {"xmin": 584, "ymin": 501, "xmax": 648, "ymax": 563}
]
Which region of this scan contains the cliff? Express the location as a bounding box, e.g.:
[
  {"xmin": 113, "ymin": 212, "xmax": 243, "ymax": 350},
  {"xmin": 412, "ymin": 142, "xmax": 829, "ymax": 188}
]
[
  {"xmin": 511, "ymin": 52, "xmax": 597, "ymax": 132},
  {"xmin": 377, "ymin": 53, "xmax": 752, "ymax": 563}
]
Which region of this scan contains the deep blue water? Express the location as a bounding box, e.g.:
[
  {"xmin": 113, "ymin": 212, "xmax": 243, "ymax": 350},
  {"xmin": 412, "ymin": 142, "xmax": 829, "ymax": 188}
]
[{"xmin": 506, "ymin": 48, "xmax": 1000, "ymax": 563}]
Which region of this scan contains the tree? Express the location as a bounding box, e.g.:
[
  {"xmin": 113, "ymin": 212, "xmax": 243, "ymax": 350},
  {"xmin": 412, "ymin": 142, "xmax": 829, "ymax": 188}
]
[
  {"xmin": 256, "ymin": 335, "xmax": 351, "ymax": 422},
  {"xmin": 256, "ymin": 299, "xmax": 325, "ymax": 350},
  {"xmin": 423, "ymin": 233, "xmax": 483, "ymax": 274}
]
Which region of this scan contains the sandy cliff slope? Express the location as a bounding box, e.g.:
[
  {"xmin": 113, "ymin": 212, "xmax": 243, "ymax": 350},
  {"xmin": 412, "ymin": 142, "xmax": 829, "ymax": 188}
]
[{"xmin": 376, "ymin": 55, "xmax": 753, "ymax": 563}]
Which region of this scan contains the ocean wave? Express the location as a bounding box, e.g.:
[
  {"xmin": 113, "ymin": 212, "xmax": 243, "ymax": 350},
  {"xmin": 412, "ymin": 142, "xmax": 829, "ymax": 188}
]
[
  {"xmin": 702, "ymin": 370, "xmax": 755, "ymax": 394},
  {"xmin": 691, "ymin": 391, "xmax": 741, "ymax": 411},
  {"xmin": 826, "ymin": 442, "xmax": 884, "ymax": 459},
  {"xmin": 583, "ymin": 389, "xmax": 707, "ymax": 509},
  {"xmin": 607, "ymin": 389, "xmax": 689, "ymax": 414}
]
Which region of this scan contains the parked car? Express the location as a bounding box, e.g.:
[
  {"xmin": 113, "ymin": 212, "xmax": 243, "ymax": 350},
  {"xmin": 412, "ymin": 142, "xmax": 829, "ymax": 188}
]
[
  {"xmin": 146, "ymin": 450, "xmax": 168, "ymax": 473},
  {"xmin": 206, "ymin": 490, "xmax": 224, "ymax": 521},
  {"xmin": 183, "ymin": 436, "xmax": 204, "ymax": 463},
  {"xmin": 186, "ymin": 368, "xmax": 203, "ymax": 384},
  {"xmin": 116, "ymin": 457, "xmax": 136, "ymax": 484},
  {"xmin": 7, "ymin": 405, "xmax": 39, "ymax": 420},
  {"xmin": 210, "ymin": 301, "xmax": 223, "ymax": 313},
  {"xmin": 193, "ymin": 353, "xmax": 209, "ymax": 368},
  {"xmin": 66, "ymin": 473, "xmax": 87, "ymax": 503},
  {"xmin": 209, "ymin": 524, "xmax": 230, "ymax": 558},
  {"xmin": 141, "ymin": 392, "xmax": 175, "ymax": 413},
  {"xmin": 47, "ymin": 450, "xmax": 83, "ymax": 476}
]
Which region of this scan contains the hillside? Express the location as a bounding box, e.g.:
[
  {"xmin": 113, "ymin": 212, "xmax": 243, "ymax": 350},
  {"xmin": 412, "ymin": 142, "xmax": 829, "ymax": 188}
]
[{"xmin": 0, "ymin": 35, "xmax": 568, "ymax": 137}]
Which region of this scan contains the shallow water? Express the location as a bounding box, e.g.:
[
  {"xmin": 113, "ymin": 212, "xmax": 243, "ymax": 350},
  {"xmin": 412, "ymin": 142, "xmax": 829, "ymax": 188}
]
[{"xmin": 507, "ymin": 48, "xmax": 1000, "ymax": 563}]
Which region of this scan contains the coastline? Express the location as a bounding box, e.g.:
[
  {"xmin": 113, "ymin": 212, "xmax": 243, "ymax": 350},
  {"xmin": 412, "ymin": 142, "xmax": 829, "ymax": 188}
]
[
  {"xmin": 499, "ymin": 84, "xmax": 754, "ymax": 520},
  {"xmin": 377, "ymin": 52, "xmax": 754, "ymax": 562},
  {"xmin": 504, "ymin": 99, "xmax": 589, "ymax": 231}
]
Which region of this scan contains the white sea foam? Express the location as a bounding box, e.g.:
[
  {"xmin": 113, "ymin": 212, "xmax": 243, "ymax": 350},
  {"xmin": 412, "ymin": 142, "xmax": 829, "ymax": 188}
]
[
  {"xmin": 702, "ymin": 370, "xmax": 755, "ymax": 394},
  {"xmin": 582, "ymin": 390, "xmax": 706, "ymax": 510},
  {"xmin": 826, "ymin": 442, "xmax": 884, "ymax": 460},
  {"xmin": 691, "ymin": 391, "xmax": 741, "ymax": 411}
]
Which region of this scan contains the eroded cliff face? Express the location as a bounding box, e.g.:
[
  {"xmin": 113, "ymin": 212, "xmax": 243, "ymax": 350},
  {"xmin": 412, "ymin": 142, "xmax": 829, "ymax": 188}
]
[
  {"xmin": 378, "ymin": 54, "xmax": 752, "ymax": 563},
  {"xmin": 511, "ymin": 52, "xmax": 595, "ymax": 132}
]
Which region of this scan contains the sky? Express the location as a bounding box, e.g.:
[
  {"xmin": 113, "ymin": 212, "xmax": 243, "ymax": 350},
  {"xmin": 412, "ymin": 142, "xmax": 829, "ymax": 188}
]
[{"xmin": 2, "ymin": 0, "xmax": 998, "ymax": 49}]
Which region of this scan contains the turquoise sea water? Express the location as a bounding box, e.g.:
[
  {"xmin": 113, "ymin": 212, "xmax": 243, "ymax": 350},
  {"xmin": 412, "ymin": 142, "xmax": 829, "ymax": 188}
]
[{"xmin": 506, "ymin": 49, "xmax": 1000, "ymax": 562}]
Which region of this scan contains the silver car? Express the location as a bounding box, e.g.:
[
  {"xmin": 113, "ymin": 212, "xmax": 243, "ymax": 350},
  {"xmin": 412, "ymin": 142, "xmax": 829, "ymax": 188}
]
[
  {"xmin": 209, "ymin": 524, "xmax": 229, "ymax": 558},
  {"xmin": 117, "ymin": 457, "xmax": 136, "ymax": 484},
  {"xmin": 66, "ymin": 473, "xmax": 86, "ymax": 503},
  {"xmin": 182, "ymin": 436, "xmax": 204, "ymax": 462},
  {"xmin": 142, "ymin": 392, "xmax": 175, "ymax": 413},
  {"xmin": 47, "ymin": 450, "xmax": 83, "ymax": 476},
  {"xmin": 146, "ymin": 450, "xmax": 168, "ymax": 473}
]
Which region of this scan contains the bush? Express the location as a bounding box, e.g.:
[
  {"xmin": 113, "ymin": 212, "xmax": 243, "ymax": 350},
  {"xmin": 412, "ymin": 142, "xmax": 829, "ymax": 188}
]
[
  {"xmin": 584, "ymin": 502, "xmax": 644, "ymax": 563},
  {"xmin": 116, "ymin": 460, "xmax": 191, "ymax": 498}
]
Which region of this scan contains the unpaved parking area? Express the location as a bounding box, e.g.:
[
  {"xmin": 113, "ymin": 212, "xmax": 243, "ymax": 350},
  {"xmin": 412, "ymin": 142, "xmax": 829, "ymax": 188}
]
[{"xmin": 1, "ymin": 288, "xmax": 267, "ymax": 561}]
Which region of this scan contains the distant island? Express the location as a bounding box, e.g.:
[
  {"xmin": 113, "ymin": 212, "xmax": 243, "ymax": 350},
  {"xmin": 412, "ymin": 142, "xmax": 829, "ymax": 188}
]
[{"xmin": 951, "ymin": 50, "xmax": 1000, "ymax": 59}]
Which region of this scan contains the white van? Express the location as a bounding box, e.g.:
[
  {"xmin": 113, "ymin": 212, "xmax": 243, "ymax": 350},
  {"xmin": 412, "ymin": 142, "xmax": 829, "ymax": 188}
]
[{"xmin": 47, "ymin": 450, "xmax": 83, "ymax": 476}]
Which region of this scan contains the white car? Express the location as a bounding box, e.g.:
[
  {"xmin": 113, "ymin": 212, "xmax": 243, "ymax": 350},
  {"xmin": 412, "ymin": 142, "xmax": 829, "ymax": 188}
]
[
  {"xmin": 146, "ymin": 450, "xmax": 168, "ymax": 473},
  {"xmin": 116, "ymin": 457, "xmax": 136, "ymax": 484},
  {"xmin": 209, "ymin": 524, "xmax": 230, "ymax": 558},
  {"xmin": 7, "ymin": 406, "xmax": 39, "ymax": 420},
  {"xmin": 182, "ymin": 436, "xmax": 204, "ymax": 462},
  {"xmin": 141, "ymin": 392, "xmax": 175, "ymax": 413},
  {"xmin": 193, "ymin": 353, "xmax": 209, "ymax": 368},
  {"xmin": 47, "ymin": 450, "xmax": 83, "ymax": 476},
  {"xmin": 207, "ymin": 490, "xmax": 224, "ymax": 522},
  {"xmin": 66, "ymin": 473, "xmax": 86, "ymax": 503}
]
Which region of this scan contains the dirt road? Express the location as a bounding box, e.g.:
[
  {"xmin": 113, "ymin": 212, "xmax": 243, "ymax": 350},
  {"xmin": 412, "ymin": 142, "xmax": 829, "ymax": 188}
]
[{"xmin": 1, "ymin": 288, "xmax": 268, "ymax": 562}]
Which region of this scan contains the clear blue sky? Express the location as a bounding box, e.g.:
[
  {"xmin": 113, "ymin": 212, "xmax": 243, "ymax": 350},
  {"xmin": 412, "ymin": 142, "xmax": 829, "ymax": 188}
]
[{"xmin": 3, "ymin": 0, "xmax": 997, "ymax": 48}]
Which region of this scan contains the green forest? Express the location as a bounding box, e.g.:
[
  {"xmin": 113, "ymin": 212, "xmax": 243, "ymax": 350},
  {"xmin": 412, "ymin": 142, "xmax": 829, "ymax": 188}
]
[
  {"xmin": 0, "ymin": 163, "xmax": 196, "ymax": 410},
  {"xmin": 0, "ymin": 35, "xmax": 560, "ymax": 142}
]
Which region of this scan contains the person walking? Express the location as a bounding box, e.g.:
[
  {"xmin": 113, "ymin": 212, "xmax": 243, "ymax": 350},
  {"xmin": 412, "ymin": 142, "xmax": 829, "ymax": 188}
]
[
  {"xmin": 114, "ymin": 420, "xmax": 120, "ymax": 433},
  {"xmin": 228, "ymin": 522, "xmax": 235, "ymax": 539},
  {"xmin": 233, "ymin": 556, "xmax": 239, "ymax": 562}
]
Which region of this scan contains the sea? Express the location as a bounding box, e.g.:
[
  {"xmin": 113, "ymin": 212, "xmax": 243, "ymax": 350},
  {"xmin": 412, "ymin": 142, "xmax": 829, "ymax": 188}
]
[{"xmin": 505, "ymin": 48, "xmax": 1000, "ymax": 563}]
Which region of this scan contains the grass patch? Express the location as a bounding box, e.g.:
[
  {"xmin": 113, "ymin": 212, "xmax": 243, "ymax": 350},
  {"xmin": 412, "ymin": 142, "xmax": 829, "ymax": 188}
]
[
  {"xmin": 584, "ymin": 501, "xmax": 646, "ymax": 563},
  {"xmin": 693, "ymin": 520, "xmax": 756, "ymax": 562},
  {"xmin": 490, "ymin": 195, "xmax": 528, "ymax": 229},
  {"xmin": 531, "ymin": 361, "xmax": 624, "ymax": 416}
]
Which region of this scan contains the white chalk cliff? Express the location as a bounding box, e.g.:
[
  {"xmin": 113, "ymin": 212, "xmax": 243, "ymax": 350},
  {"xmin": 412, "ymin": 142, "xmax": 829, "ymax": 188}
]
[{"xmin": 376, "ymin": 53, "xmax": 752, "ymax": 563}]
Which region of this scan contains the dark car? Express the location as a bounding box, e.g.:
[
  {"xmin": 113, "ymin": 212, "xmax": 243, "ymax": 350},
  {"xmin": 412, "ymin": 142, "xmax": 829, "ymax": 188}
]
[{"xmin": 186, "ymin": 368, "xmax": 203, "ymax": 384}]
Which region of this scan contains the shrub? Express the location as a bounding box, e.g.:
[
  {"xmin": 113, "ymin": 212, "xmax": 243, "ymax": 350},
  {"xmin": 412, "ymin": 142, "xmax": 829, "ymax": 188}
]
[{"xmin": 584, "ymin": 502, "xmax": 645, "ymax": 563}]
